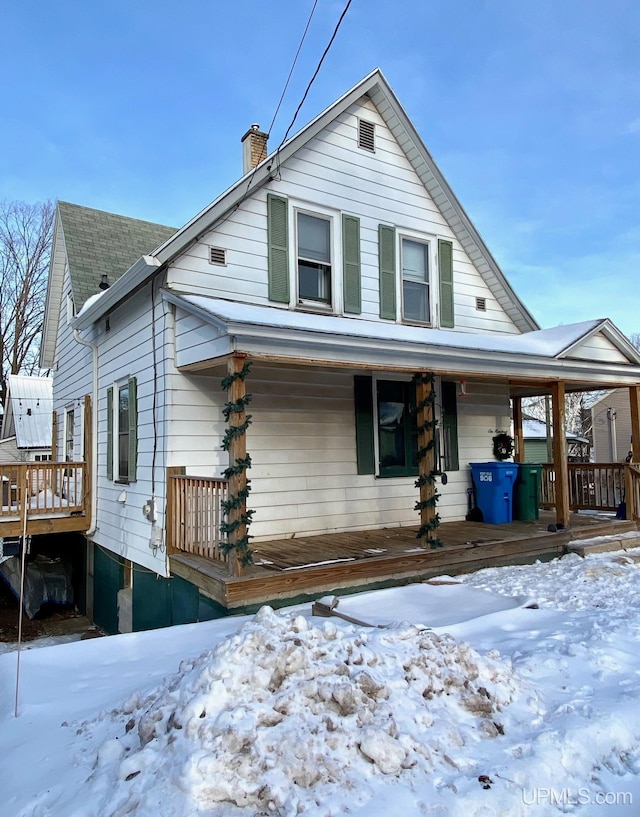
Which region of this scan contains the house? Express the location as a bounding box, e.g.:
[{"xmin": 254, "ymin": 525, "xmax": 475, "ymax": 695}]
[
  {"xmin": 25, "ymin": 69, "xmax": 640, "ymax": 633},
  {"xmin": 0, "ymin": 375, "xmax": 53, "ymax": 464},
  {"xmin": 521, "ymin": 415, "xmax": 589, "ymax": 463},
  {"xmin": 591, "ymin": 389, "xmax": 635, "ymax": 462}
]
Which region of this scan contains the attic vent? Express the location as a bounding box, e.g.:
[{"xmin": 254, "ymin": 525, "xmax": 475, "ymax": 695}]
[
  {"xmin": 358, "ymin": 119, "xmax": 375, "ymax": 152},
  {"xmin": 209, "ymin": 246, "xmax": 227, "ymax": 266},
  {"xmin": 475, "ymin": 296, "xmax": 487, "ymax": 312}
]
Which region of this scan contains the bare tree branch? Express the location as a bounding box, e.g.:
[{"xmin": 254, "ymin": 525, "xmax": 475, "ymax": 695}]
[{"xmin": 0, "ymin": 200, "xmax": 54, "ymax": 412}]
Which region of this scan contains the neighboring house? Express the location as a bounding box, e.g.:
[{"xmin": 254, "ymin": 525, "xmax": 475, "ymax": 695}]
[
  {"xmin": 0, "ymin": 375, "xmax": 53, "ymax": 464},
  {"xmin": 36, "ymin": 69, "xmax": 640, "ymax": 633},
  {"xmin": 591, "ymin": 389, "xmax": 634, "ymax": 462},
  {"xmin": 521, "ymin": 415, "xmax": 589, "ymax": 463}
]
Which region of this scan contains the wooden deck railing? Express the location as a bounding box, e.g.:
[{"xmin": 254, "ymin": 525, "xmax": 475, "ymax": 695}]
[
  {"xmin": 0, "ymin": 461, "xmax": 87, "ymax": 521},
  {"xmin": 166, "ymin": 469, "xmax": 229, "ymax": 565},
  {"xmin": 541, "ymin": 462, "xmax": 627, "ymax": 513},
  {"xmin": 625, "ymin": 465, "xmax": 640, "ymax": 523}
]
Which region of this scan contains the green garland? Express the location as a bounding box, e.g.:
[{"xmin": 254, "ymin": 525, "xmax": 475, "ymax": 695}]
[
  {"xmin": 219, "ymin": 361, "xmax": 255, "ymax": 566},
  {"xmin": 412, "ymin": 372, "xmax": 443, "ymax": 549}
]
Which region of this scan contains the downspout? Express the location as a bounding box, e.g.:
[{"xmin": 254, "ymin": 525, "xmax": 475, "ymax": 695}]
[
  {"xmin": 73, "ymin": 329, "xmax": 98, "ymax": 536},
  {"xmin": 607, "ymin": 407, "xmax": 618, "ymax": 462}
]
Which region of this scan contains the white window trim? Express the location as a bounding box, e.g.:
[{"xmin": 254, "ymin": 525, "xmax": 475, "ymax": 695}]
[
  {"xmin": 114, "ymin": 379, "xmax": 131, "ymax": 484},
  {"xmin": 290, "ymin": 202, "xmax": 343, "ymax": 314},
  {"xmin": 398, "ymin": 231, "xmax": 438, "ymax": 327}
]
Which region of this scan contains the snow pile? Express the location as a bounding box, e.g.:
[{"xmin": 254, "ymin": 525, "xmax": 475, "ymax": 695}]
[
  {"xmin": 80, "ymin": 606, "xmax": 530, "ymax": 817},
  {"xmin": 464, "ymin": 550, "xmax": 640, "ymax": 615}
]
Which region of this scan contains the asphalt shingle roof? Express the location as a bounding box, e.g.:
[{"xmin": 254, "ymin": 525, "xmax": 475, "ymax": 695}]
[{"xmin": 58, "ymin": 201, "xmax": 177, "ymax": 309}]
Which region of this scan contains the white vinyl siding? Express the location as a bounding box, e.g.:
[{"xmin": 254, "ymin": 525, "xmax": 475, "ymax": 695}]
[{"xmin": 165, "ymin": 98, "xmax": 520, "ymax": 334}]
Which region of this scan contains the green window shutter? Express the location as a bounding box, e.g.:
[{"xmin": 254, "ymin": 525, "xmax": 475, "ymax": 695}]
[
  {"xmin": 353, "ymin": 375, "xmax": 375, "ymax": 475},
  {"xmin": 267, "ymin": 193, "xmax": 289, "ymax": 303},
  {"xmin": 438, "ymin": 239, "xmax": 454, "ymax": 328},
  {"xmin": 378, "ymin": 224, "xmax": 396, "ymax": 320},
  {"xmin": 342, "ymin": 214, "xmax": 361, "ymax": 314},
  {"xmin": 441, "ymin": 380, "xmax": 459, "ymax": 470},
  {"xmin": 128, "ymin": 376, "xmax": 138, "ymax": 482},
  {"xmin": 106, "ymin": 386, "xmax": 113, "ymax": 481}
]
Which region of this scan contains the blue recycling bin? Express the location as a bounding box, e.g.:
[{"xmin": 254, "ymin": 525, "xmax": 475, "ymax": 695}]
[{"xmin": 470, "ymin": 462, "xmax": 519, "ymax": 524}]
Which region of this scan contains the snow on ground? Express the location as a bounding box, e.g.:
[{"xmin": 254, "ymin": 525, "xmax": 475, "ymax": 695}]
[{"xmin": 2, "ymin": 548, "xmax": 640, "ymax": 816}]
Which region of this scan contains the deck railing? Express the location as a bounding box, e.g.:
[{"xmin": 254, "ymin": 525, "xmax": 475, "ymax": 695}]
[
  {"xmin": 0, "ymin": 461, "xmax": 86, "ymax": 520},
  {"xmin": 625, "ymin": 465, "xmax": 640, "ymax": 523},
  {"xmin": 541, "ymin": 462, "xmax": 627, "ymax": 513},
  {"xmin": 166, "ymin": 469, "xmax": 229, "ymax": 565}
]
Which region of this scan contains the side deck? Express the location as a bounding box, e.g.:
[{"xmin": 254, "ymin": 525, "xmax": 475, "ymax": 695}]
[
  {"xmin": 170, "ymin": 511, "xmax": 638, "ymax": 611},
  {"xmin": 0, "ymin": 462, "xmax": 90, "ymax": 538}
]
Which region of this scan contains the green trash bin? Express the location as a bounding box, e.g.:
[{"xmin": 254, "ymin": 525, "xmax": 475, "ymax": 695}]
[{"xmin": 514, "ymin": 463, "xmax": 542, "ymax": 521}]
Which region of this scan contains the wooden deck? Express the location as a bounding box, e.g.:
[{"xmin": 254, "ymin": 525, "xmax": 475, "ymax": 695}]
[{"xmin": 170, "ymin": 511, "xmax": 638, "ymax": 611}]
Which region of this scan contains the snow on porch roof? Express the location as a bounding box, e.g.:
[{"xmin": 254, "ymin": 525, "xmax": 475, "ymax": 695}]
[
  {"xmin": 166, "ymin": 293, "xmax": 640, "ymax": 385},
  {"xmin": 171, "ymin": 294, "xmax": 615, "ymax": 356}
]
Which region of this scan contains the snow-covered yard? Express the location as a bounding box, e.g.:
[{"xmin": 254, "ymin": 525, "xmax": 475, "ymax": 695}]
[{"xmin": 2, "ymin": 548, "xmax": 640, "ymax": 816}]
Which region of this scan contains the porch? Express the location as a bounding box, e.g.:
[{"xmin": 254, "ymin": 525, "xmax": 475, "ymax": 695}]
[
  {"xmin": 167, "ymin": 464, "xmax": 640, "ymax": 610},
  {"xmin": 170, "ymin": 509, "xmax": 638, "ymax": 610},
  {"xmin": 0, "ymin": 461, "xmax": 90, "ymax": 538}
]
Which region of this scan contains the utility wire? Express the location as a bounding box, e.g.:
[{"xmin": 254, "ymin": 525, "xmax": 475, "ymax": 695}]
[
  {"xmin": 267, "ymin": 0, "xmax": 319, "ymax": 137},
  {"xmin": 277, "ymin": 0, "xmax": 354, "ymax": 151}
]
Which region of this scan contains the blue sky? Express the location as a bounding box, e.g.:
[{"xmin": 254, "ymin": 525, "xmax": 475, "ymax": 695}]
[{"xmin": 3, "ymin": 0, "xmax": 640, "ymax": 336}]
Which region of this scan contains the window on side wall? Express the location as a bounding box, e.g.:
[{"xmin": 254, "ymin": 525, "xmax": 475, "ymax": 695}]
[
  {"xmin": 401, "ymin": 237, "xmax": 430, "ymax": 324},
  {"xmin": 376, "ymin": 379, "xmax": 418, "ymax": 477},
  {"xmin": 106, "ymin": 378, "xmax": 137, "ymax": 483},
  {"xmin": 297, "ymin": 211, "xmax": 332, "ymax": 306},
  {"xmin": 65, "ymin": 408, "xmax": 74, "ymax": 461}
]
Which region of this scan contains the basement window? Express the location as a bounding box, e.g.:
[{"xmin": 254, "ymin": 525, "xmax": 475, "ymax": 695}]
[
  {"xmin": 209, "ymin": 246, "xmax": 227, "ymax": 266},
  {"xmin": 358, "ymin": 119, "xmax": 375, "ymax": 152}
]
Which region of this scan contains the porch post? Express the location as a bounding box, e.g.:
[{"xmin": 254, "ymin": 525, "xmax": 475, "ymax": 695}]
[
  {"xmin": 415, "ymin": 373, "xmax": 439, "ymax": 546},
  {"xmin": 51, "ymin": 411, "xmax": 58, "ymax": 462},
  {"xmin": 512, "ymin": 397, "xmax": 524, "ymax": 463},
  {"xmin": 226, "ymin": 354, "xmax": 249, "ymax": 577},
  {"xmin": 550, "ymin": 381, "xmax": 570, "ymax": 527},
  {"xmin": 628, "ymin": 384, "xmax": 640, "ymax": 463}
]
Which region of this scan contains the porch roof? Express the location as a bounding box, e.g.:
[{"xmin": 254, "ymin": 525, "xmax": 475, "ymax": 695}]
[{"xmin": 165, "ymin": 292, "xmax": 640, "ymax": 391}]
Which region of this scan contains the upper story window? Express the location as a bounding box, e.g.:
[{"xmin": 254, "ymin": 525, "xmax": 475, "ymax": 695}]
[
  {"xmin": 297, "ymin": 212, "xmax": 332, "ymax": 305},
  {"xmin": 401, "ymin": 238, "xmax": 430, "ymax": 323}
]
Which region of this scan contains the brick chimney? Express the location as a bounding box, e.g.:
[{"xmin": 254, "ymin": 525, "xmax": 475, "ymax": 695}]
[{"xmin": 241, "ymin": 124, "xmax": 269, "ymax": 174}]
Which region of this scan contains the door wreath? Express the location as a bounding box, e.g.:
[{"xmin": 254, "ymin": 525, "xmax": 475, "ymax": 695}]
[{"xmin": 492, "ymin": 433, "xmax": 514, "ymax": 461}]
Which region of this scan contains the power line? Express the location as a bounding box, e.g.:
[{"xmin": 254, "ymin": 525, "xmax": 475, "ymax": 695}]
[
  {"xmin": 277, "ymin": 0, "xmax": 354, "ymax": 151},
  {"xmin": 267, "ymin": 0, "xmax": 319, "ymax": 137}
]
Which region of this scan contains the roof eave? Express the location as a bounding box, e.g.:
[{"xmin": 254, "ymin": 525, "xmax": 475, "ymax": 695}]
[
  {"xmin": 72, "ymin": 255, "xmax": 162, "ymax": 330},
  {"xmin": 40, "ymin": 208, "xmax": 67, "ymax": 369}
]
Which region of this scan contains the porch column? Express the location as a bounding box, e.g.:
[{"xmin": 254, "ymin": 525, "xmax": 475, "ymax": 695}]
[
  {"xmin": 551, "ymin": 381, "xmax": 570, "ymax": 528},
  {"xmin": 512, "ymin": 397, "xmax": 524, "ymax": 463},
  {"xmin": 629, "ymin": 384, "xmax": 640, "ymax": 463},
  {"xmin": 415, "ymin": 373, "xmax": 439, "ymax": 546},
  {"xmin": 226, "ymin": 354, "xmax": 250, "ymax": 577}
]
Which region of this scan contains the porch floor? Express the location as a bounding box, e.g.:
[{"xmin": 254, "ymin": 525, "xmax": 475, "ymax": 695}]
[{"xmin": 169, "ymin": 511, "xmax": 638, "ymax": 611}]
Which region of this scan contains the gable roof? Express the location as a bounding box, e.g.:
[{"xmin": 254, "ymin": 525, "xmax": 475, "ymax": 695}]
[
  {"xmin": 41, "ymin": 203, "xmax": 176, "ymax": 367},
  {"xmin": 72, "ymin": 69, "xmax": 540, "ymax": 335},
  {"xmin": 0, "ymin": 375, "xmax": 53, "ymax": 449}
]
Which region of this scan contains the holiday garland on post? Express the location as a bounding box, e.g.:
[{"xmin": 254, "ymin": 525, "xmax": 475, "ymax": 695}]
[
  {"xmin": 413, "ymin": 372, "xmax": 443, "ymax": 548},
  {"xmin": 219, "ymin": 359, "xmax": 255, "ymax": 568}
]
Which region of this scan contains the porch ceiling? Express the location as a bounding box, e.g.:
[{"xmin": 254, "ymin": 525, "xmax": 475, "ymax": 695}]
[{"xmin": 165, "ymin": 292, "xmax": 640, "ymax": 393}]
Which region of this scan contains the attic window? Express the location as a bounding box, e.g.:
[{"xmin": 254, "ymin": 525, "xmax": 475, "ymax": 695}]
[
  {"xmin": 209, "ymin": 246, "xmax": 227, "ymax": 266},
  {"xmin": 358, "ymin": 119, "xmax": 375, "ymax": 152},
  {"xmin": 475, "ymin": 297, "xmax": 487, "ymax": 312}
]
